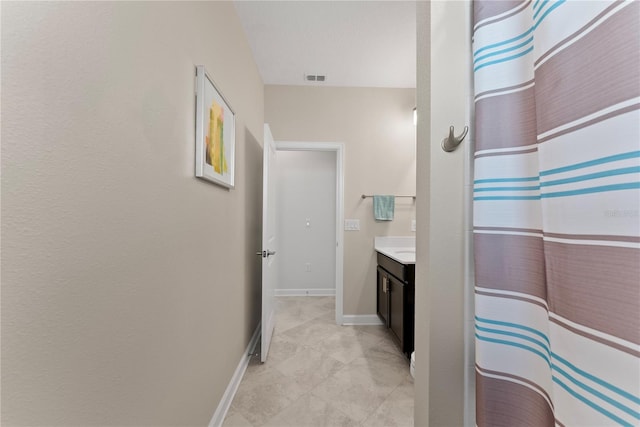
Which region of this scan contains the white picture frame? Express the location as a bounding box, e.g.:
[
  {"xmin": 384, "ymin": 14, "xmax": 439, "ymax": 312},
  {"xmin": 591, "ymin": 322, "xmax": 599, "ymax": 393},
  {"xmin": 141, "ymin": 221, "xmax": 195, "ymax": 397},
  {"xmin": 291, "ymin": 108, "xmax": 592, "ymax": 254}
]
[{"xmin": 195, "ymin": 65, "xmax": 236, "ymax": 188}]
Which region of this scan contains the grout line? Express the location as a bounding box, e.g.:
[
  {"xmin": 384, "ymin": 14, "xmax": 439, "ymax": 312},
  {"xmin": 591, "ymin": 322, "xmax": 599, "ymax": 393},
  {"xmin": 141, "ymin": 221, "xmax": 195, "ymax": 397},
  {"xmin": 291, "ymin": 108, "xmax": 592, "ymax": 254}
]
[{"xmin": 226, "ymin": 296, "xmax": 414, "ymax": 426}]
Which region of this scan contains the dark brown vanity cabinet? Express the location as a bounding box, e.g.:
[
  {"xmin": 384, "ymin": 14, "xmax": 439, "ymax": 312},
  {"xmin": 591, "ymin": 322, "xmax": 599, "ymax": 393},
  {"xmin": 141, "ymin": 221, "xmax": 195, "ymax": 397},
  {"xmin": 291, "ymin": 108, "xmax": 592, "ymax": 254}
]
[{"xmin": 376, "ymin": 253, "xmax": 415, "ymax": 357}]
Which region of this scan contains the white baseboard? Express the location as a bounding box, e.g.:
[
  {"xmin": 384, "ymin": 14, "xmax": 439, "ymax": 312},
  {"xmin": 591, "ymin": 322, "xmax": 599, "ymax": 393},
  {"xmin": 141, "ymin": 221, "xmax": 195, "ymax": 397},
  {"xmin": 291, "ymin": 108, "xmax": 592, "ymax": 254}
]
[
  {"xmin": 274, "ymin": 288, "xmax": 336, "ymax": 297},
  {"xmin": 209, "ymin": 323, "xmax": 261, "ymax": 427},
  {"xmin": 341, "ymin": 314, "xmax": 383, "ymax": 325}
]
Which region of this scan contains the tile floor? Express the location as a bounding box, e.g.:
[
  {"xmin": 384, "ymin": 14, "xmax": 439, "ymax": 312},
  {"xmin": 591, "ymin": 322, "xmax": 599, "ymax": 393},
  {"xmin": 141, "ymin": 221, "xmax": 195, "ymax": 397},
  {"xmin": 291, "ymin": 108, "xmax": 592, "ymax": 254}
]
[{"xmin": 223, "ymin": 296, "xmax": 414, "ymax": 427}]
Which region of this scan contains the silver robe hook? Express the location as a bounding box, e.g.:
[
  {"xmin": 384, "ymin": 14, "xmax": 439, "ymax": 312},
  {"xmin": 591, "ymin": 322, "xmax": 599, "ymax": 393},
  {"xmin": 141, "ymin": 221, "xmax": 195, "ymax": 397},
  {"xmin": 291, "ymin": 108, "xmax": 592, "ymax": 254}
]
[{"xmin": 441, "ymin": 125, "xmax": 469, "ymax": 152}]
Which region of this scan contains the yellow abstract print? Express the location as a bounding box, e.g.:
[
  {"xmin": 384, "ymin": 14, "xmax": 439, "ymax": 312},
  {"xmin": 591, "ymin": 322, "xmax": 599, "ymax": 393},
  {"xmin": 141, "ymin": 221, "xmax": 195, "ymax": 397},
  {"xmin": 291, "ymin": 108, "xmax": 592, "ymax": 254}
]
[{"xmin": 205, "ymin": 100, "xmax": 227, "ymax": 174}]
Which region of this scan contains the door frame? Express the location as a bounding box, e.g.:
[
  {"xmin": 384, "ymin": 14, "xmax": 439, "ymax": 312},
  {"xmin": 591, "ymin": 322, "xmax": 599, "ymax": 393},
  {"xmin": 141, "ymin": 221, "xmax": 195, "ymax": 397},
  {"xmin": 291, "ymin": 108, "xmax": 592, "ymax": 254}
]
[
  {"xmin": 275, "ymin": 141, "xmax": 345, "ymax": 325},
  {"xmin": 261, "ymin": 124, "xmax": 278, "ymax": 362}
]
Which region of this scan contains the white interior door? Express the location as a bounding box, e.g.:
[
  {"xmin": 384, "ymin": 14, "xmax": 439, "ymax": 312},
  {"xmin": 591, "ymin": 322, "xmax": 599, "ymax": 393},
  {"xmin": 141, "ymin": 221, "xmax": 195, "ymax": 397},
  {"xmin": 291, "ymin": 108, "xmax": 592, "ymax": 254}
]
[{"xmin": 261, "ymin": 124, "xmax": 278, "ymax": 362}]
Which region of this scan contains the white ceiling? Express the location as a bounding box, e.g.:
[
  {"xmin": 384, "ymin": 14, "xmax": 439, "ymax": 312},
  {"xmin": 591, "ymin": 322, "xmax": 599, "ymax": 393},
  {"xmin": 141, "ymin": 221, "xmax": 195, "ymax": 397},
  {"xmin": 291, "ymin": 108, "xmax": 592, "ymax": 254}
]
[{"xmin": 233, "ymin": 1, "xmax": 416, "ymax": 89}]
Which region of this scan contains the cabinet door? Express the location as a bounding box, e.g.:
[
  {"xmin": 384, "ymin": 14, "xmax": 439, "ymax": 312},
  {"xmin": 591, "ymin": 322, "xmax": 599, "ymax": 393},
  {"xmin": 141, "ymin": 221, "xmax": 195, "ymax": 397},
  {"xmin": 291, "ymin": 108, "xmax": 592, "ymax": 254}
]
[
  {"xmin": 377, "ymin": 267, "xmax": 389, "ymax": 326},
  {"xmin": 388, "ymin": 274, "xmax": 404, "ymax": 348}
]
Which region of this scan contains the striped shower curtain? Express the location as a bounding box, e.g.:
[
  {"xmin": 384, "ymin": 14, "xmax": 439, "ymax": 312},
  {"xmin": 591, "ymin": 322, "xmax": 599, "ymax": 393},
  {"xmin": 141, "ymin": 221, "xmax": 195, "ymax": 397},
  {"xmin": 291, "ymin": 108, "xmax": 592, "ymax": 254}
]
[{"xmin": 472, "ymin": 1, "xmax": 639, "ymax": 426}]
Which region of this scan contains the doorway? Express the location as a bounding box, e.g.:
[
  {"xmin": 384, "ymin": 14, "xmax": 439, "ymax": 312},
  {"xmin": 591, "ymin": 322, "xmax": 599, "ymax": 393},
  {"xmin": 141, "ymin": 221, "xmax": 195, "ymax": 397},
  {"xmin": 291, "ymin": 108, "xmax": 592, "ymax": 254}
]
[{"xmin": 275, "ymin": 142, "xmax": 345, "ymax": 325}]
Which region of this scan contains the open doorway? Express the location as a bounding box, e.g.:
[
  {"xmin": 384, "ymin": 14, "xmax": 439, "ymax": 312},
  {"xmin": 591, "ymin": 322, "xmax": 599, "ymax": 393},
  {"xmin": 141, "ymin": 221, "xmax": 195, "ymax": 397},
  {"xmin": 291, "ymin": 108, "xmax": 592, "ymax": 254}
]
[{"xmin": 274, "ymin": 142, "xmax": 345, "ymax": 325}]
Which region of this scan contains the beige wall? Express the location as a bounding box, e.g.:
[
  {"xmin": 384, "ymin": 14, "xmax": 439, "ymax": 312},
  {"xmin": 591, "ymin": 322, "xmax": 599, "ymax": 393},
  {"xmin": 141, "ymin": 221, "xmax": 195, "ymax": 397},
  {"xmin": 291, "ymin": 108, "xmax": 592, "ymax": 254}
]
[
  {"xmin": 415, "ymin": 1, "xmax": 473, "ymax": 426},
  {"xmin": 265, "ymin": 85, "xmax": 416, "ymax": 315},
  {"xmin": 1, "ymin": 2, "xmax": 263, "ymax": 425},
  {"xmin": 414, "ymin": 2, "xmax": 433, "ymax": 425}
]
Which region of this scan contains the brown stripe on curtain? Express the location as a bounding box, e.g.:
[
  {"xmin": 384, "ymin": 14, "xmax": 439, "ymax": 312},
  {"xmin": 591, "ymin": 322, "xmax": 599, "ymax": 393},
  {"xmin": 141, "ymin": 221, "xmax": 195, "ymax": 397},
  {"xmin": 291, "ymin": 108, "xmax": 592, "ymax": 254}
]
[
  {"xmin": 476, "ymin": 371, "xmax": 555, "ymax": 427},
  {"xmin": 476, "ymin": 87, "xmax": 537, "ymax": 151},
  {"xmin": 474, "ymin": 147, "xmax": 538, "ymax": 159},
  {"xmin": 475, "ymin": 233, "xmax": 547, "ymax": 300},
  {"xmin": 545, "ymin": 241, "xmax": 640, "ymax": 345},
  {"xmin": 549, "ymin": 316, "xmax": 640, "ymax": 358},
  {"xmin": 475, "ymin": 226, "xmax": 542, "ymax": 234},
  {"xmin": 476, "ymin": 365, "xmax": 555, "ymax": 409},
  {"xmin": 537, "ymin": 103, "xmax": 640, "ymax": 144},
  {"xmin": 534, "ymin": 0, "xmax": 628, "ymax": 67},
  {"xmin": 544, "ymin": 232, "xmax": 640, "ymax": 244},
  {"xmin": 474, "ymin": 1, "xmax": 532, "ymax": 32},
  {"xmin": 475, "ymin": 289, "xmax": 548, "ymax": 310},
  {"xmin": 474, "ymin": 1, "xmax": 527, "ymax": 27},
  {"xmin": 475, "ymin": 79, "xmax": 535, "ymax": 102},
  {"xmin": 535, "ymin": 2, "xmax": 640, "ymax": 135}
]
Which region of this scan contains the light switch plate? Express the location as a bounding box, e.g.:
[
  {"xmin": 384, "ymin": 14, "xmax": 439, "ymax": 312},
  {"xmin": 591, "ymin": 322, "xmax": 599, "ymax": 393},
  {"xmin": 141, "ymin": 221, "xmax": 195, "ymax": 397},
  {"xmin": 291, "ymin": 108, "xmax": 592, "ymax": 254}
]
[
  {"xmin": 411, "ymin": 219, "xmax": 416, "ymax": 232},
  {"xmin": 344, "ymin": 219, "xmax": 360, "ymax": 231}
]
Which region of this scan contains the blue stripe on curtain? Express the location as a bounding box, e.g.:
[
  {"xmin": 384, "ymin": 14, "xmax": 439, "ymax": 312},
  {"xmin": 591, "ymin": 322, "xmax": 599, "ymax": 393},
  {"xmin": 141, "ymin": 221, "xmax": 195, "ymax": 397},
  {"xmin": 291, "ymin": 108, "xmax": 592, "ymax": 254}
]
[
  {"xmin": 475, "ymin": 316, "xmax": 551, "ymax": 344},
  {"xmin": 532, "ymin": 0, "xmax": 545, "ymax": 13},
  {"xmin": 476, "ymin": 325, "xmax": 550, "ymax": 355},
  {"xmin": 477, "ymin": 317, "xmax": 640, "ymax": 407},
  {"xmin": 552, "ymin": 377, "xmax": 634, "ymax": 427},
  {"xmin": 474, "ymin": 176, "xmax": 540, "ymax": 184},
  {"xmin": 474, "ymin": 27, "xmax": 534, "ymax": 58},
  {"xmin": 540, "ymin": 182, "xmax": 640, "ymax": 198},
  {"xmin": 477, "ymin": 332, "xmax": 640, "ymax": 424},
  {"xmin": 474, "ymin": 195, "xmax": 541, "ymax": 201},
  {"xmin": 473, "ymin": 0, "xmax": 565, "ymax": 58},
  {"xmin": 474, "ymin": 1, "xmax": 640, "ymax": 424},
  {"xmin": 473, "ymin": 36, "xmax": 534, "ymax": 65},
  {"xmin": 474, "ymin": 47, "xmax": 534, "ymax": 72},
  {"xmin": 533, "ymin": 0, "xmax": 551, "ymax": 20},
  {"xmin": 474, "ymin": 185, "xmax": 540, "ymax": 192},
  {"xmin": 475, "ymin": 170, "xmax": 640, "ymax": 190},
  {"xmin": 539, "ymin": 151, "xmax": 640, "ymax": 176},
  {"xmin": 540, "ymin": 167, "xmax": 640, "ymax": 187},
  {"xmin": 476, "ymin": 333, "xmax": 552, "ymax": 366},
  {"xmin": 473, "ymin": 1, "xmax": 567, "ymax": 72}
]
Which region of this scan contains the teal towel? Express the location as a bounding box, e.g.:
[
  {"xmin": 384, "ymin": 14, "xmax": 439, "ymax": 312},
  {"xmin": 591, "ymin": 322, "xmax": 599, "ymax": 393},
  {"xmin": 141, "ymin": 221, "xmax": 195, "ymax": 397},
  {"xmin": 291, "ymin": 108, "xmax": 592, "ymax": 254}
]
[{"xmin": 373, "ymin": 195, "xmax": 395, "ymax": 221}]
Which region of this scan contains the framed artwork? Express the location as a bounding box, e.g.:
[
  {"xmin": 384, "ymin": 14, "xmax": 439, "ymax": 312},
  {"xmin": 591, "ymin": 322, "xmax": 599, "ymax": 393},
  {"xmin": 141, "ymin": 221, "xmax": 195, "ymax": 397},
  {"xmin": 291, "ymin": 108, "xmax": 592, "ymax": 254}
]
[{"xmin": 195, "ymin": 65, "xmax": 236, "ymax": 188}]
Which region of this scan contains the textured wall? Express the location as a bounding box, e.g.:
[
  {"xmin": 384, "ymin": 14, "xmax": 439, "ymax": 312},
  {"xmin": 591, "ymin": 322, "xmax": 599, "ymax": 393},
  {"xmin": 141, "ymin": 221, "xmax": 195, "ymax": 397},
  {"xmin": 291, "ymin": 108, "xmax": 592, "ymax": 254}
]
[
  {"xmin": 265, "ymin": 85, "xmax": 416, "ymax": 315},
  {"xmin": 415, "ymin": 1, "xmax": 472, "ymax": 426},
  {"xmin": 1, "ymin": 2, "xmax": 264, "ymax": 425},
  {"xmin": 414, "ymin": 2, "xmax": 433, "ymax": 425}
]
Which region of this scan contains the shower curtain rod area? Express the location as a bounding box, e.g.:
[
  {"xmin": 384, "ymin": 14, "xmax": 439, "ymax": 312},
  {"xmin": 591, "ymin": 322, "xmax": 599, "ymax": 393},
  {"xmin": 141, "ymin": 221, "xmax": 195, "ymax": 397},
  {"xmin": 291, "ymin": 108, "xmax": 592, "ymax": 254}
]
[{"xmin": 361, "ymin": 194, "xmax": 416, "ymax": 199}]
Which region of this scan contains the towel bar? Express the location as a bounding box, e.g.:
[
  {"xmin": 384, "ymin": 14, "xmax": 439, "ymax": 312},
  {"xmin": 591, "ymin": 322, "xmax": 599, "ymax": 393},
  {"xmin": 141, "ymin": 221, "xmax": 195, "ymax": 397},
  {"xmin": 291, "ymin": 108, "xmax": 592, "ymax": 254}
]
[{"xmin": 361, "ymin": 194, "xmax": 416, "ymax": 200}]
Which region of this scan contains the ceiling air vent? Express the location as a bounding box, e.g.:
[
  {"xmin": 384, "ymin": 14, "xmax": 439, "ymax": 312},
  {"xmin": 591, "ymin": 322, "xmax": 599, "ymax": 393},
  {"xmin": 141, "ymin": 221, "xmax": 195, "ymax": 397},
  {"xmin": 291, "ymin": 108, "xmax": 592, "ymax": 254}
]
[{"xmin": 304, "ymin": 74, "xmax": 326, "ymax": 83}]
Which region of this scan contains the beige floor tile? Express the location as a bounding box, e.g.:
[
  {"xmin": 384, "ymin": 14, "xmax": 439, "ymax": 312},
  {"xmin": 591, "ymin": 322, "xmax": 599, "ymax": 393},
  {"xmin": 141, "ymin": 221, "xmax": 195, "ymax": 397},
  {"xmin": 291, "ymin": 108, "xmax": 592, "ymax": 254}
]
[
  {"xmin": 228, "ymin": 368, "xmax": 309, "ymax": 426},
  {"xmin": 281, "ymin": 317, "xmax": 341, "ymax": 347},
  {"xmin": 309, "ymin": 327, "xmax": 387, "ymax": 365},
  {"xmin": 374, "ymin": 333, "xmax": 408, "ymax": 357},
  {"xmin": 261, "ymin": 333, "xmax": 305, "ymax": 366},
  {"xmin": 351, "ymin": 324, "xmax": 390, "ymax": 339},
  {"xmin": 308, "ymin": 308, "xmax": 336, "ymax": 325},
  {"xmin": 309, "ymin": 363, "xmax": 397, "ymax": 422},
  {"xmin": 223, "ymin": 296, "xmax": 415, "ymax": 427},
  {"xmin": 274, "ymin": 345, "xmax": 345, "ymax": 388},
  {"xmin": 262, "ymin": 394, "xmax": 360, "ymax": 427},
  {"xmin": 222, "ymin": 411, "xmax": 254, "ymax": 427},
  {"xmin": 362, "ymin": 375, "xmax": 415, "ymax": 427},
  {"xmin": 316, "ymin": 297, "xmax": 336, "ymax": 310},
  {"xmin": 348, "ymin": 348, "xmax": 410, "ymax": 389}
]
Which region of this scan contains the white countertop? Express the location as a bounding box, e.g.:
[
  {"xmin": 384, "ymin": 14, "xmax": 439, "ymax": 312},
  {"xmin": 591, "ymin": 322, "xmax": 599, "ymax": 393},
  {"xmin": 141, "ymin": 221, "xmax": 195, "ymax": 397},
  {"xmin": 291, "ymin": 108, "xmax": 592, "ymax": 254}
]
[{"xmin": 374, "ymin": 236, "xmax": 416, "ymax": 264}]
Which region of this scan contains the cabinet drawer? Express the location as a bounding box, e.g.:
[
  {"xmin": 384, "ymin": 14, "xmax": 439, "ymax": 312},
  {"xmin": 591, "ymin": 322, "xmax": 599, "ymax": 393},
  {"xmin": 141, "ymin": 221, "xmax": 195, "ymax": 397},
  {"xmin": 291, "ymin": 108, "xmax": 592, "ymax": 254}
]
[{"xmin": 377, "ymin": 252, "xmax": 414, "ymax": 282}]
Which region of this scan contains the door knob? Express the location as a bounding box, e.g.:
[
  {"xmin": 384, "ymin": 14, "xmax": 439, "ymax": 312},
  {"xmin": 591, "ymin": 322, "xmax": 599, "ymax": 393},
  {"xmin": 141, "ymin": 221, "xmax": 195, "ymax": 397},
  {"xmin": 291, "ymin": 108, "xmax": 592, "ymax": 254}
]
[{"xmin": 256, "ymin": 250, "xmax": 277, "ymax": 257}]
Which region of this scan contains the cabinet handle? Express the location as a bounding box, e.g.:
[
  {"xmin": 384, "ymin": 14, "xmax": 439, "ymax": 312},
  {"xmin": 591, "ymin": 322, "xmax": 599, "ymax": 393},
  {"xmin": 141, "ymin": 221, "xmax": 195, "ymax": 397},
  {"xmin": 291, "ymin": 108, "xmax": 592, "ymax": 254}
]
[{"xmin": 383, "ymin": 277, "xmax": 388, "ymax": 293}]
